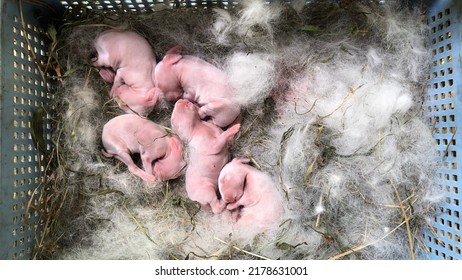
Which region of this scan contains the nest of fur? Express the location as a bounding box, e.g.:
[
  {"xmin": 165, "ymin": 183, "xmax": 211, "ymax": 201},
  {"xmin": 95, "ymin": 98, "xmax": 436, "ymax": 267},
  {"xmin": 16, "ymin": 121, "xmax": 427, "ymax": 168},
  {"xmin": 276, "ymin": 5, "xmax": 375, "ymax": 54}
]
[{"xmin": 30, "ymin": 0, "xmax": 441, "ymax": 260}]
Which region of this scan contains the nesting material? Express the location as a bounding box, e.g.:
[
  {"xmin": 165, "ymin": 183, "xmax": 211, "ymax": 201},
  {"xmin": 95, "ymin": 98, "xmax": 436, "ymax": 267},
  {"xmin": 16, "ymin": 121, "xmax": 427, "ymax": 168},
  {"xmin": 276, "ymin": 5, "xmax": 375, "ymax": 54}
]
[{"xmin": 37, "ymin": 0, "xmax": 440, "ymax": 260}]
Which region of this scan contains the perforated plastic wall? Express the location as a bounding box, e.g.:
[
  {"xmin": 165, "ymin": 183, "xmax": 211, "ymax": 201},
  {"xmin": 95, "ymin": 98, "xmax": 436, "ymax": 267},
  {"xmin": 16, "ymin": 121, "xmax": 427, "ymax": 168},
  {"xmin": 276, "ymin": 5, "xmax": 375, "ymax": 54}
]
[
  {"xmin": 422, "ymin": 0, "xmax": 462, "ymax": 260},
  {"xmin": 58, "ymin": 0, "xmax": 236, "ymax": 11},
  {"xmin": 0, "ymin": 0, "xmax": 53, "ymax": 259}
]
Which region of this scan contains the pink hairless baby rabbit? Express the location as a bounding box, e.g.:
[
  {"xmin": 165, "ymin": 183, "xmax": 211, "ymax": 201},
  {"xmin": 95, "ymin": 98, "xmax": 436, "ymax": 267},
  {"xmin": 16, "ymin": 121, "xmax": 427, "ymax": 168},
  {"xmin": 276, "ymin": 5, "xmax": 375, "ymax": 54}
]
[
  {"xmin": 91, "ymin": 29, "xmax": 160, "ymax": 116},
  {"xmin": 171, "ymin": 99, "xmax": 240, "ymax": 213},
  {"xmin": 218, "ymin": 158, "xmax": 286, "ymax": 232},
  {"xmin": 101, "ymin": 114, "xmax": 186, "ymax": 183},
  {"xmin": 155, "ymin": 46, "xmax": 241, "ymax": 128}
]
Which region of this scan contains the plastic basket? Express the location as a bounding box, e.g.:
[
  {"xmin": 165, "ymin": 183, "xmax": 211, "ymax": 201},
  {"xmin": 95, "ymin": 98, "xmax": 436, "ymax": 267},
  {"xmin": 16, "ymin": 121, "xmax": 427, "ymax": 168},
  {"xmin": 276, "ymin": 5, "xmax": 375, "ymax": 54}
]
[
  {"xmin": 422, "ymin": 0, "xmax": 462, "ymax": 260},
  {"xmin": 0, "ymin": 0, "xmax": 58, "ymax": 259},
  {"xmin": 0, "ymin": 0, "xmax": 460, "ymax": 260}
]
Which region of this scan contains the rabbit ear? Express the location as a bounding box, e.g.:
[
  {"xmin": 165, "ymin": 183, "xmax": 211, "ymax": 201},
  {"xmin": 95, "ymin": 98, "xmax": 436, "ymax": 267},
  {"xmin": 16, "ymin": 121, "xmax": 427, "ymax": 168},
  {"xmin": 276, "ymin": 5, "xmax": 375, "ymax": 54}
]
[
  {"xmin": 166, "ymin": 45, "xmax": 183, "ymax": 55},
  {"xmin": 162, "ymin": 45, "xmax": 183, "ymax": 65},
  {"xmin": 162, "ymin": 53, "xmax": 182, "ymax": 66}
]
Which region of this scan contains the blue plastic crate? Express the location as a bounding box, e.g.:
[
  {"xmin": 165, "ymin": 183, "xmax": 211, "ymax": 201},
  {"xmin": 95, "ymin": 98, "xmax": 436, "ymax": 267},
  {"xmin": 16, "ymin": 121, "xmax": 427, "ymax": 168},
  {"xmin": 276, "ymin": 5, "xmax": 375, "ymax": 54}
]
[
  {"xmin": 0, "ymin": 0, "xmax": 460, "ymax": 260},
  {"xmin": 422, "ymin": 0, "xmax": 462, "ymax": 260},
  {"xmin": 0, "ymin": 0, "xmax": 57, "ymax": 259}
]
